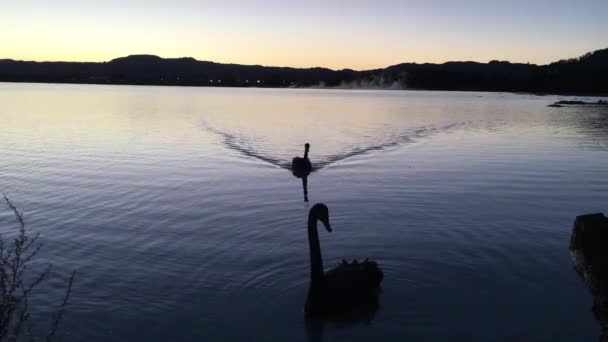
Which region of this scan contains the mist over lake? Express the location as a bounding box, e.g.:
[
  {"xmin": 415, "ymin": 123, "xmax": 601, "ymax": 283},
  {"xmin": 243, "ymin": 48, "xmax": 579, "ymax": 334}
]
[{"xmin": 1, "ymin": 83, "xmax": 608, "ymax": 341}]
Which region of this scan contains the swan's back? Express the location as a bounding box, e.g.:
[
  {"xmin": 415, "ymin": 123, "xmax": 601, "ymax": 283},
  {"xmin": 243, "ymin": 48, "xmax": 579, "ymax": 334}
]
[
  {"xmin": 317, "ymin": 260, "xmax": 383, "ymax": 317},
  {"xmin": 325, "ymin": 260, "xmax": 383, "ymax": 292},
  {"xmin": 292, "ymin": 156, "xmax": 312, "ymax": 173}
]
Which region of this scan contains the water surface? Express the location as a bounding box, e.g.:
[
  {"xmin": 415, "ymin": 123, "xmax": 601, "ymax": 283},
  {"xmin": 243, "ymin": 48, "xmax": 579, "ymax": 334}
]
[{"xmin": 1, "ymin": 83, "xmax": 607, "ymax": 341}]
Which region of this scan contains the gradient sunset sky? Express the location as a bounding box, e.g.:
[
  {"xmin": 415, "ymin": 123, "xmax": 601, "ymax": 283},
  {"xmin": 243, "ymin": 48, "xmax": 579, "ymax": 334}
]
[{"xmin": 2, "ymin": 0, "xmax": 606, "ymax": 70}]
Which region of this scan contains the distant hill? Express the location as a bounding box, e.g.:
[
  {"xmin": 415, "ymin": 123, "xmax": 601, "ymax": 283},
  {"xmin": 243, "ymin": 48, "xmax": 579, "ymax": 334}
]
[{"xmin": 0, "ymin": 48, "xmax": 607, "ymax": 94}]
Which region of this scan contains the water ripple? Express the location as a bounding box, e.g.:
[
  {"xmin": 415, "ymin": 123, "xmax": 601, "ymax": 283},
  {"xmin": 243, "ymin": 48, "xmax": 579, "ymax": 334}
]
[{"xmin": 202, "ymin": 120, "xmax": 472, "ymax": 171}]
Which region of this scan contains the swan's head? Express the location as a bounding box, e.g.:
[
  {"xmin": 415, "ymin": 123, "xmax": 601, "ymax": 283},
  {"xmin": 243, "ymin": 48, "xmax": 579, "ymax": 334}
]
[
  {"xmin": 311, "ymin": 203, "xmax": 331, "ymax": 232},
  {"xmin": 305, "ymin": 143, "xmax": 310, "ymax": 151}
]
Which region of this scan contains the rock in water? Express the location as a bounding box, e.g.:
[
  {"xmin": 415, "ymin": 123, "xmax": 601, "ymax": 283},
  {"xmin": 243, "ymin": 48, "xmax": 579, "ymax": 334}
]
[
  {"xmin": 570, "ymin": 213, "xmax": 608, "ymax": 341},
  {"xmin": 553, "ymin": 100, "xmax": 608, "ymax": 106}
]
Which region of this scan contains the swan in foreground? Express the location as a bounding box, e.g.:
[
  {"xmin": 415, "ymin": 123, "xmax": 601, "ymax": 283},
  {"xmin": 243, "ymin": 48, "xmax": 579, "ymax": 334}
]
[
  {"xmin": 305, "ymin": 203, "xmax": 383, "ymax": 319},
  {"xmin": 292, "ymin": 143, "xmax": 312, "ymax": 175}
]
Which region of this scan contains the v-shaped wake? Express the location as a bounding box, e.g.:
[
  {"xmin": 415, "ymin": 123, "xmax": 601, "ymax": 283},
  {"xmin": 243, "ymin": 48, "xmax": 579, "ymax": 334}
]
[{"xmin": 202, "ymin": 120, "xmax": 470, "ymax": 172}]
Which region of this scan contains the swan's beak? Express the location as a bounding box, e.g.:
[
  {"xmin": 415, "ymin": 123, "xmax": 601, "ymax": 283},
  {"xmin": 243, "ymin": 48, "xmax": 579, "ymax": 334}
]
[{"xmin": 322, "ymin": 220, "xmax": 332, "ymax": 232}]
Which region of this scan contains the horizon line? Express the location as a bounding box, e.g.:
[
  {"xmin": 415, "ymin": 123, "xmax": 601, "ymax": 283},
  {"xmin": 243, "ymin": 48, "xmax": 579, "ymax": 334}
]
[{"xmin": 1, "ymin": 47, "xmax": 606, "ymax": 72}]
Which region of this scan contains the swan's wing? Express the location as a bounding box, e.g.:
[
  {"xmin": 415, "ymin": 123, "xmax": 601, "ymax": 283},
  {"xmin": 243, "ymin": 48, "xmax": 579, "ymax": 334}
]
[
  {"xmin": 325, "ymin": 260, "xmax": 383, "ymax": 291},
  {"xmin": 321, "ymin": 262, "xmax": 382, "ymax": 321}
]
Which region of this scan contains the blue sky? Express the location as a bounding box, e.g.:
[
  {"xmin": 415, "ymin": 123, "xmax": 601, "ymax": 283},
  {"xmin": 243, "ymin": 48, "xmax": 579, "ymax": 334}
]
[{"xmin": 1, "ymin": 0, "xmax": 606, "ymax": 69}]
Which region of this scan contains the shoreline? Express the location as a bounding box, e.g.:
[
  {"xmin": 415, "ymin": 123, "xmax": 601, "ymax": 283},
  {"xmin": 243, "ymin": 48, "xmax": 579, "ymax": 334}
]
[{"xmin": 1, "ymin": 80, "xmax": 607, "ymax": 97}]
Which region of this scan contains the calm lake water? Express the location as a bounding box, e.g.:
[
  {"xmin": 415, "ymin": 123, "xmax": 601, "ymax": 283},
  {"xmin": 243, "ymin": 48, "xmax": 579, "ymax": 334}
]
[{"xmin": 1, "ymin": 83, "xmax": 608, "ymax": 341}]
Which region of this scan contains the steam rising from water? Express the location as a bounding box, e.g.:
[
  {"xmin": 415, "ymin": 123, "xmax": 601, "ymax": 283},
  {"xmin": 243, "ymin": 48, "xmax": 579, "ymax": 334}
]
[{"xmin": 313, "ymin": 75, "xmax": 406, "ymax": 90}]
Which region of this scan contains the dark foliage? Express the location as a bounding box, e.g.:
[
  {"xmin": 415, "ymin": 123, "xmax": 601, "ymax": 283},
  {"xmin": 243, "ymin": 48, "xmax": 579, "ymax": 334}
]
[
  {"xmin": 0, "ymin": 195, "xmax": 75, "ymax": 342},
  {"xmin": 1, "ymin": 48, "xmax": 606, "ymax": 94}
]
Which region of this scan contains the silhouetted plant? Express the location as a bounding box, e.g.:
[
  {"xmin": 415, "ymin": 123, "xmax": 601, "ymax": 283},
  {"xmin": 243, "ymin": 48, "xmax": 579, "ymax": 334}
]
[{"xmin": 0, "ymin": 194, "xmax": 75, "ymax": 342}]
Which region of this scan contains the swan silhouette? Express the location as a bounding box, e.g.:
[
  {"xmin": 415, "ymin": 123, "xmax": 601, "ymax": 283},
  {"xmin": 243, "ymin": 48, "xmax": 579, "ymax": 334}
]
[
  {"xmin": 305, "ymin": 203, "xmax": 383, "ymax": 319},
  {"xmin": 292, "ymin": 143, "xmax": 312, "ymax": 175}
]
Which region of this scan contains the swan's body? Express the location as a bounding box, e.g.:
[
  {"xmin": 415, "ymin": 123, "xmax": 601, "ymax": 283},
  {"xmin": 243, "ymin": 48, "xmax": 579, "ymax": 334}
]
[
  {"xmin": 305, "ymin": 203, "xmax": 383, "ymax": 319},
  {"xmin": 292, "ymin": 143, "xmax": 312, "ymax": 175}
]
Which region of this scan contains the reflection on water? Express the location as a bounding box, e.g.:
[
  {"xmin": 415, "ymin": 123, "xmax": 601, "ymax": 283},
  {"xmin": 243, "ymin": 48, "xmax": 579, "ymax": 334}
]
[
  {"xmin": 295, "ymin": 173, "xmax": 310, "ymax": 203},
  {"xmin": 551, "ymin": 106, "xmax": 608, "ymax": 151},
  {"xmin": 0, "ymin": 83, "xmax": 608, "ymax": 341}
]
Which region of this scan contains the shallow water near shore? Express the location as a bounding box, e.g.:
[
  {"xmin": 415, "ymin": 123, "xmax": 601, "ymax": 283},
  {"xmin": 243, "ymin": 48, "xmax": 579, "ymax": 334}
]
[{"xmin": 1, "ymin": 83, "xmax": 608, "ymax": 341}]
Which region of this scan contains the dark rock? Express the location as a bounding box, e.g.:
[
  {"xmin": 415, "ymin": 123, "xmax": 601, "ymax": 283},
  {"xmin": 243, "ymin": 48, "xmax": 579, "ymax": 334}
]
[
  {"xmin": 570, "ymin": 213, "xmax": 608, "ymax": 341},
  {"xmin": 547, "ymin": 104, "xmax": 564, "ymax": 107},
  {"xmin": 556, "ymin": 100, "xmax": 588, "ymax": 105},
  {"xmin": 554, "ymin": 100, "xmax": 608, "ymax": 106}
]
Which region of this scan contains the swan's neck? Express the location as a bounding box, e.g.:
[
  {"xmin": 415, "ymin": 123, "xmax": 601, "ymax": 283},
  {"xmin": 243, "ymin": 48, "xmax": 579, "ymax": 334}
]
[
  {"xmin": 308, "ymin": 211, "xmax": 324, "ymax": 286},
  {"xmin": 304, "ymin": 147, "xmax": 309, "ymax": 160}
]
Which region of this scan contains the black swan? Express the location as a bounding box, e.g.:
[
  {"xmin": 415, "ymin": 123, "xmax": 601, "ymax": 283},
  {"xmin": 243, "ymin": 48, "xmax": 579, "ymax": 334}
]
[
  {"xmin": 292, "ymin": 143, "xmax": 312, "ymax": 175},
  {"xmin": 305, "ymin": 203, "xmax": 383, "ymax": 319}
]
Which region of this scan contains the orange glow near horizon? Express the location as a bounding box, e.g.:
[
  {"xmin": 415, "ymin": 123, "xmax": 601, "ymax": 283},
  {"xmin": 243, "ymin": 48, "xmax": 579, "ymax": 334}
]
[{"xmin": 1, "ymin": 0, "xmax": 606, "ymax": 70}]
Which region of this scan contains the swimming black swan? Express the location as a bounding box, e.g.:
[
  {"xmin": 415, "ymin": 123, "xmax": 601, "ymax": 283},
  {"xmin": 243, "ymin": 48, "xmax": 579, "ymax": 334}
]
[
  {"xmin": 292, "ymin": 143, "xmax": 312, "ymax": 175},
  {"xmin": 305, "ymin": 203, "xmax": 383, "ymax": 319}
]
